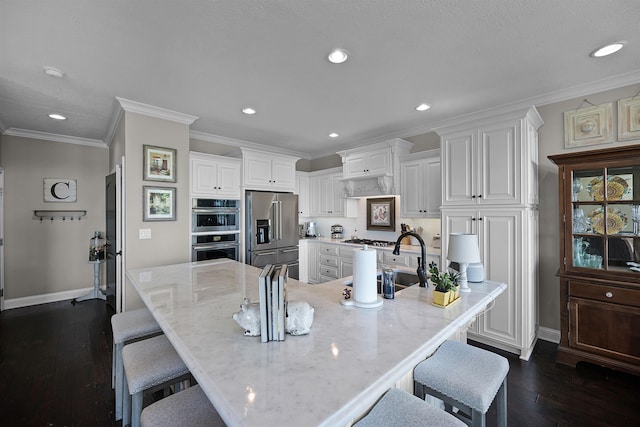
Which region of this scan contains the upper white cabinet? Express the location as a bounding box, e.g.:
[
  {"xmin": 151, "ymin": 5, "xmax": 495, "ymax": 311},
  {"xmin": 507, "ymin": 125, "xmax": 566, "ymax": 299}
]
[
  {"xmin": 342, "ymin": 147, "xmax": 392, "ymax": 179},
  {"xmin": 240, "ymin": 148, "xmax": 298, "ymax": 192},
  {"xmin": 190, "ymin": 152, "xmax": 241, "ymax": 199},
  {"xmin": 400, "ymin": 150, "xmax": 441, "ymax": 218},
  {"xmin": 295, "ymin": 172, "xmax": 310, "ymax": 217},
  {"xmin": 439, "ymin": 106, "xmax": 543, "ymax": 207},
  {"xmin": 309, "ymin": 168, "xmax": 357, "ymax": 217}
]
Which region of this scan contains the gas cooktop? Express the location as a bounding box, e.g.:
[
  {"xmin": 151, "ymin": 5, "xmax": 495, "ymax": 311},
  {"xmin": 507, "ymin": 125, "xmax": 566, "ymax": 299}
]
[{"xmin": 341, "ymin": 238, "xmax": 396, "ymax": 247}]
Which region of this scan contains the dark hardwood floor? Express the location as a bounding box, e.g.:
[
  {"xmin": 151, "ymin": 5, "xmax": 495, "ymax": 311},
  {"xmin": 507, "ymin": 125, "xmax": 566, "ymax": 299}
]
[{"xmin": 1, "ymin": 299, "xmax": 639, "ymax": 426}]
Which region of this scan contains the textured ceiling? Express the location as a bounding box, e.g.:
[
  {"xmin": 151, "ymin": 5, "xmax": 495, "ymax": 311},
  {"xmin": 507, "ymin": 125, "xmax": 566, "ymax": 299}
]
[{"xmin": 2, "ymin": 0, "xmax": 640, "ymax": 158}]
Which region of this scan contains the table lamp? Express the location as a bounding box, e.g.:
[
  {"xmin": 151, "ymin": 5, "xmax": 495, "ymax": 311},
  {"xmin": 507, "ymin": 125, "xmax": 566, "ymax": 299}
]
[{"xmin": 447, "ymin": 233, "xmax": 481, "ymax": 293}]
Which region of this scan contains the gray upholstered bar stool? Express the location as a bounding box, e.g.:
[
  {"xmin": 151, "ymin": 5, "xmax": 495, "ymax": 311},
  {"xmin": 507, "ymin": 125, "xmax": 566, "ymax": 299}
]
[
  {"xmin": 122, "ymin": 334, "xmax": 192, "ymax": 427},
  {"xmin": 112, "ymin": 308, "xmax": 162, "ymax": 420},
  {"xmin": 354, "ymin": 388, "xmax": 466, "ymax": 426},
  {"xmin": 413, "ymin": 340, "xmax": 509, "ymax": 427},
  {"xmin": 141, "ymin": 384, "xmax": 226, "ymax": 427}
]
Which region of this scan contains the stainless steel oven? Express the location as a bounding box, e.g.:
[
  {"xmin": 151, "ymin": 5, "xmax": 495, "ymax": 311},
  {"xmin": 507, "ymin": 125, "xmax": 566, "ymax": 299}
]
[
  {"xmin": 192, "ymin": 198, "xmax": 240, "ymax": 232},
  {"xmin": 192, "ymin": 233, "xmax": 240, "ymax": 262}
]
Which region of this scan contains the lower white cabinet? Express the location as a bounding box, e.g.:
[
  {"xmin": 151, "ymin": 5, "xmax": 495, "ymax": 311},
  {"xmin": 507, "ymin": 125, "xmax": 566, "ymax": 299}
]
[
  {"xmin": 298, "ymin": 240, "xmax": 309, "ymax": 283},
  {"xmin": 441, "ymin": 207, "xmax": 538, "ymax": 360},
  {"xmin": 307, "ymin": 240, "xmax": 319, "ymax": 284}
]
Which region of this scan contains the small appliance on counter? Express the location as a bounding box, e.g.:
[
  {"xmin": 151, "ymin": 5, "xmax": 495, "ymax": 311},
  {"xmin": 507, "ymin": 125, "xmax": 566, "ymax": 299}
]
[
  {"xmin": 305, "ymin": 221, "xmax": 317, "ymax": 237},
  {"xmin": 331, "ymin": 224, "xmax": 343, "ymax": 240}
]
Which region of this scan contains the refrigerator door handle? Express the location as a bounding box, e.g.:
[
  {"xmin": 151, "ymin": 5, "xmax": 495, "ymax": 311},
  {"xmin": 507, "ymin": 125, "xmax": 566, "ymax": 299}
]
[
  {"xmin": 271, "ymin": 201, "xmax": 278, "ymax": 242},
  {"xmin": 278, "ymin": 200, "xmax": 283, "ymax": 240}
]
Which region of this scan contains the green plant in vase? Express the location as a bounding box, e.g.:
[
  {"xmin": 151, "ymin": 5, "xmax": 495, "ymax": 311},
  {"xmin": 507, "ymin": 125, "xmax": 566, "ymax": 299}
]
[{"xmin": 428, "ymin": 262, "xmax": 459, "ymax": 306}]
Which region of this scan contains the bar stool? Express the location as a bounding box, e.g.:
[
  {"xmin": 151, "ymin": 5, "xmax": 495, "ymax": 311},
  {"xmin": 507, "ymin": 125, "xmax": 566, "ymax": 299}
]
[
  {"xmin": 122, "ymin": 334, "xmax": 192, "ymax": 427},
  {"xmin": 354, "ymin": 388, "xmax": 466, "ymax": 426},
  {"xmin": 141, "ymin": 384, "xmax": 226, "ymax": 427},
  {"xmin": 413, "ymin": 340, "xmax": 509, "ymax": 427},
  {"xmin": 112, "ymin": 308, "xmax": 162, "ymax": 420}
]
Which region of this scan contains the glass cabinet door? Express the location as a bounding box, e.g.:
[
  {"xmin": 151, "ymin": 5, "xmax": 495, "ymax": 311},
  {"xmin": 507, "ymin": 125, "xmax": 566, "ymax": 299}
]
[{"xmin": 570, "ymin": 165, "xmax": 639, "ymax": 273}]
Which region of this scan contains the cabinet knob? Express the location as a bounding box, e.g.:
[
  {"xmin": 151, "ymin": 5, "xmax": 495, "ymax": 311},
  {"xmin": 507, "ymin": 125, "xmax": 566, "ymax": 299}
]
[
  {"xmin": 478, "ymin": 194, "xmax": 483, "ymax": 198},
  {"xmin": 472, "ymin": 217, "xmax": 476, "ymax": 221},
  {"xmin": 472, "ymin": 195, "xmax": 476, "ymax": 198},
  {"xmin": 605, "ymin": 291, "xmax": 613, "ymax": 298}
]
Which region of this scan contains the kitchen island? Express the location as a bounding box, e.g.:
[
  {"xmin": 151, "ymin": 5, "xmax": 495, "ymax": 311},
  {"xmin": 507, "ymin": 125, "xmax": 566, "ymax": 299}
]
[{"xmin": 127, "ymin": 259, "xmax": 506, "ymax": 426}]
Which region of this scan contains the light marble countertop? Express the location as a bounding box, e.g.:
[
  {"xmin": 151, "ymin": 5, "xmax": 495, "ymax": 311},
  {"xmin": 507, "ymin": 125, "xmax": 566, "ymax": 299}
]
[{"xmin": 127, "ymin": 259, "xmax": 504, "ymax": 427}]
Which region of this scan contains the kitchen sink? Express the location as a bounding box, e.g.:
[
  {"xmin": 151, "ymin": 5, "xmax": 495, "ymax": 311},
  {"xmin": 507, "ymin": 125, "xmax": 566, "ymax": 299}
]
[{"xmin": 343, "ymin": 269, "xmax": 420, "ymax": 294}]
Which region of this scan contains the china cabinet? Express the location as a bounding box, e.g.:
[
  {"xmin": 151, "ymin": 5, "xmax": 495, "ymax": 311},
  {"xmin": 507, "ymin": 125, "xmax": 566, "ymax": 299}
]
[
  {"xmin": 438, "ymin": 106, "xmax": 542, "ymax": 360},
  {"xmin": 400, "ymin": 150, "xmax": 441, "ymax": 218},
  {"xmin": 190, "ymin": 152, "xmax": 241, "ymax": 198},
  {"xmin": 549, "ymin": 144, "xmax": 640, "ymax": 375}
]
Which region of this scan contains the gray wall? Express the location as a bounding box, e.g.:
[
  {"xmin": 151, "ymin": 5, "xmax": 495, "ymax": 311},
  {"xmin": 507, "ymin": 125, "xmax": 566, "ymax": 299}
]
[
  {"xmin": 121, "ymin": 112, "xmax": 192, "ymax": 310},
  {"xmin": 536, "ymin": 82, "xmax": 640, "ymax": 330},
  {"xmin": 0, "ymin": 134, "xmax": 108, "ymax": 302}
]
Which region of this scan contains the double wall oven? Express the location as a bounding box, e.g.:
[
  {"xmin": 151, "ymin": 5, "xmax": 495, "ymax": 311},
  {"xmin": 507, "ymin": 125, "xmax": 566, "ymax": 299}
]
[{"xmin": 191, "ymin": 198, "xmax": 240, "ymax": 262}]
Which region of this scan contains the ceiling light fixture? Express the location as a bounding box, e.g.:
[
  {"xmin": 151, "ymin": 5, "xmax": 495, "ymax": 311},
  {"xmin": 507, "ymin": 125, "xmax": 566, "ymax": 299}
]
[
  {"xmin": 590, "ymin": 41, "xmax": 628, "ymax": 58},
  {"xmin": 415, "ymin": 103, "xmax": 431, "ymax": 111},
  {"xmin": 328, "ymin": 49, "xmax": 349, "ymax": 64},
  {"xmin": 48, "ymin": 113, "xmax": 66, "ymax": 120},
  {"xmin": 43, "ymin": 66, "xmax": 65, "ymax": 78},
  {"xmin": 242, "ymin": 107, "xmax": 256, "ymax": 115},
  {"xmin": 329, "ymin": 132, "xmax": 339, "ymax": 138}
]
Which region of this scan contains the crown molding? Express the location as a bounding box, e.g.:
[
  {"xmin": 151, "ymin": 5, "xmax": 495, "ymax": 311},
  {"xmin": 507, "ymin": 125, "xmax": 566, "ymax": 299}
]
[
  {"xmin": 104, "ymin": 98, "xmax": 124, "ymax": 147},
  {"xmin": 2, "ymin": 128, "xmax": 107, "ymax": 148},
  {"xmin": 0, "ymin": 117, "xmax": 7, "ymax": 133},
  {"xmin": 115, "ymin": 97, "xmax": 198, "ymax": 125},
  {"xmin": 189, "ymin": 130, "xmax": 309, "ymax": 159}
]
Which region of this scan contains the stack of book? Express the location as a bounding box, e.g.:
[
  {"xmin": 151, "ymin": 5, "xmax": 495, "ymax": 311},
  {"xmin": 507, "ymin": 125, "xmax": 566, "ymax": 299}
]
[{"xmin": 258, "ymin": 264, "xmax": 288, "ymax": 342}]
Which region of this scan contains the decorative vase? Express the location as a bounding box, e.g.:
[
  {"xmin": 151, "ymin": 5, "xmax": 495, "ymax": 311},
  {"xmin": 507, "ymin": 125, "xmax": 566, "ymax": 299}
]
[{"xmin": 433, "ymin": 290, "xmax": 452, "ymax": 306}]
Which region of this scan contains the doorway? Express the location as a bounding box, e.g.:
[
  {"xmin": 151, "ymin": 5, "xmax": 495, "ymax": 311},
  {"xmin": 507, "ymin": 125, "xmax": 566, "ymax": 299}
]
[{"xmin": 105, "ymin": 160, "xmax": 125, "ymax": 313}]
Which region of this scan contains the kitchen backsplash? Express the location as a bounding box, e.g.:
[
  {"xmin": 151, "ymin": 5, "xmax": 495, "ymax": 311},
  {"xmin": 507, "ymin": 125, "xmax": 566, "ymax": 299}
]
[{"xmin": 303, "ymin": 198, "xmax": 440, "ymax": 246}]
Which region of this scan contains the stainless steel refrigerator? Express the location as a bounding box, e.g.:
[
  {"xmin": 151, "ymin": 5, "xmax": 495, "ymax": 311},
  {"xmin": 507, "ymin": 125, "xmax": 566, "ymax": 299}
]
[{"xmin": 245, "ymin": 191, "xmax": 299, "ymax": 279}]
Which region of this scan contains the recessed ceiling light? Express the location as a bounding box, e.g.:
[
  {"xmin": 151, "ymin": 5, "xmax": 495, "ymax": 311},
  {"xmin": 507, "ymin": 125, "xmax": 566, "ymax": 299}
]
[
  {"xmin": 328, "ymin": 49, "xmax": 349, "ymax": 64},
  {"xmin": 48, "ymin": 113, "xmax": 66, "ymax": 120},
  {"xmin": 242, "ymin": 107, "xmax": 256, "ymax": 115},
  {"xmin": 590, "ymin": 41, "xmax": 628, "ymax": 58},
  {"xmin": 329, "ymin": 132, "xmax": 339, "ymax": 138},
  {"xmin": 43, "ymin": 66, "xmax": 64, "ymax": 78},
  {"xmin": 415, "ymin": 103, "xmax": 431, "ymax": 111}
]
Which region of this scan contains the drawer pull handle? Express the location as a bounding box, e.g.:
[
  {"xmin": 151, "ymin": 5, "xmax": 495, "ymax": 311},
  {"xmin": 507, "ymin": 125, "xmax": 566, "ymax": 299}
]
[{"xmin": 605, "ymin": 291, "xmax": 613, "ymax": 298}]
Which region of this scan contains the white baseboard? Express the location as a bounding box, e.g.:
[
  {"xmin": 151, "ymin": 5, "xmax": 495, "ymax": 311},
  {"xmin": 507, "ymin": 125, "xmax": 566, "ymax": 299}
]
[
  {"xmin": 4, "ymin": 287, "xmax": 94, "ymax": 310},
  {"xmin": 537, "ymin": 326, "xmax": 561, "ymax": 344}
]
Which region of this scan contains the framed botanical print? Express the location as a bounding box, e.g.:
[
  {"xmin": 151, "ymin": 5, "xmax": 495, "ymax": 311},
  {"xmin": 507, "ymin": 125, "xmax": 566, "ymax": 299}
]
[
  {"xmin": 143, "ymin": 145, "xmax": 177, "ymax": 182},
  {"xmin": 366, "ymin": 197, "xmax": 395, "ymax": 231},
  {"xmin": 563, "ymin": 103, "xmax": 613, "ymax": 149},
  {"xmin": 143, "ymin": 186, "xmax": 176, "ymax": 221}
]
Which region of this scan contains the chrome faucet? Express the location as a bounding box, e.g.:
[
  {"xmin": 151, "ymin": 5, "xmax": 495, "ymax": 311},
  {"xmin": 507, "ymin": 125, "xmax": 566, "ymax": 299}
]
[{"xmin": 393, "ymin": 231, "xmax": 428, "ymax": 287}]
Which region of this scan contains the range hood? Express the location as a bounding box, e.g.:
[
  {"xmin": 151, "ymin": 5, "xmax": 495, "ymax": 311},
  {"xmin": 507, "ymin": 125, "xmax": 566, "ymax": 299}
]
[{"xmin": 337, "ymin": 138, "xmax": 412, "ymax": 198}]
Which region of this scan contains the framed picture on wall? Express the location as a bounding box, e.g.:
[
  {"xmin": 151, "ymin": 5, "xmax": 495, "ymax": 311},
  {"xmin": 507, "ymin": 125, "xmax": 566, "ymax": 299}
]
[
  {"xmin": 143, "ymin": 145, "xmax": 177, "ymax": 182},
  {"xmin": 366, "ymin": 197, "xmax": 395, "ymax": 231},
  {"xmin": 143, "ymin": 186, "xmax": 176, "ymax": 221}
]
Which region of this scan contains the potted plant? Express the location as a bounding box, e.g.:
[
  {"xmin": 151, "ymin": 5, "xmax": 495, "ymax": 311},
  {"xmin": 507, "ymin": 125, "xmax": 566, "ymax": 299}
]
[{"xmin": 428, "ymin": 262, "xmax": 459, "ymax": 307}]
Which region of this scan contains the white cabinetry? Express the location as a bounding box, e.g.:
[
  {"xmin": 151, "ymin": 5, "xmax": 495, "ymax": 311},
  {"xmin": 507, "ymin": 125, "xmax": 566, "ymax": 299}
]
[
  {"xmin": 400, "ymin": 150, "xmax": 441, "ymax": 218},
  {"xmin": 298, "ymin": 239, "xmax": 309, "ymax": 283},
  {"xmin": 295, "ymin": 172, "xmax": 310, "ymax": 217},
  {"xmin": 342, "ymin": 147, "xmax": 391, "ymax": 179},
  {"xmin": 309, "ymin": 168, "xmax": 356, "ymax": 217},
  {"xmin": 437, "ymin": 106, "xmax": 542, "ymax": 360},
  {"xmin": 440, "ymin": 107, "xmax": 541, "ymax": 207},
  {"xmin": 190, "ymin": 152, "xmax": 241, "ymax": 199},
  {"xmin": 240, "ymin": 148, "xmax": 298, "ymax": 192}
]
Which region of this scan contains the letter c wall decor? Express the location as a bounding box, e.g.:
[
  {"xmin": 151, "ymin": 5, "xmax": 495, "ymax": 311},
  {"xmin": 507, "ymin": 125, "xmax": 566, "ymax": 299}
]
[{"xmin": 44, "ymin": 178, "xmax": 77, "ymax": 202}]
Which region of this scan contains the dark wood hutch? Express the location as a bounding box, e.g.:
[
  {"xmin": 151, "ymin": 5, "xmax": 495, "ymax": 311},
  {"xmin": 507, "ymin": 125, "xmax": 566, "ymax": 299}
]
[{"xmin": 549, "ymin": 144, "xmax": 640, "ymax": 376}]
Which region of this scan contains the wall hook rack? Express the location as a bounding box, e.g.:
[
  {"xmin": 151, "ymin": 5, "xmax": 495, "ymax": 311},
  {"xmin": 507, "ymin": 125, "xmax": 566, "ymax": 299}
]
[{"xmin": 34, "ymin": 210, "xmax": 87, "ymax": 222}]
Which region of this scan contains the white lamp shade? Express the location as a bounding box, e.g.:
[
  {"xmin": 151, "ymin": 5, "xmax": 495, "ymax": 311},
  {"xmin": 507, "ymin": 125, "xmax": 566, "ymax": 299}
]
[{"xmin": 447, "ymin": 233, "xmax": 481, "ymax": 264}]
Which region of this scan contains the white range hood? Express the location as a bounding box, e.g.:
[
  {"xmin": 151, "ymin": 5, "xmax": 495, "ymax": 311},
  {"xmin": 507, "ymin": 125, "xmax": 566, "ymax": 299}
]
[{"xmin": 337, "ymin": 138, "xmax": 413, "ymax": 197}]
